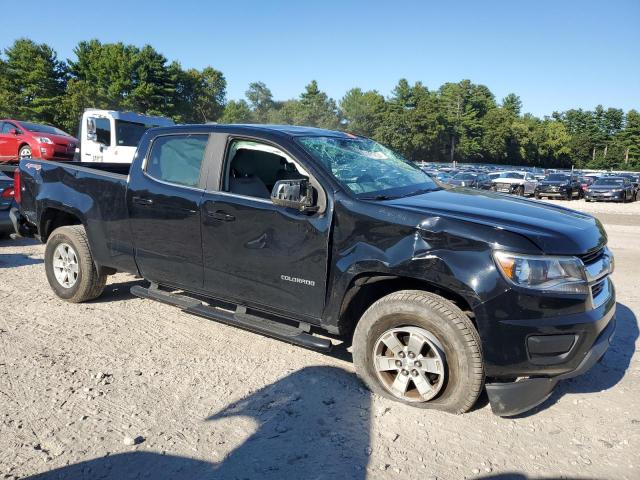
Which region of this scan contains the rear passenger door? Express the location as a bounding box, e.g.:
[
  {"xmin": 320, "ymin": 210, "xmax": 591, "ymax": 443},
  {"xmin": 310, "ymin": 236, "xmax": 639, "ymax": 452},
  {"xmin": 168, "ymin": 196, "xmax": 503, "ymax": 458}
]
[{"xmin": 127, "ymin": 133, "xmax": 209, "ymax": 290}]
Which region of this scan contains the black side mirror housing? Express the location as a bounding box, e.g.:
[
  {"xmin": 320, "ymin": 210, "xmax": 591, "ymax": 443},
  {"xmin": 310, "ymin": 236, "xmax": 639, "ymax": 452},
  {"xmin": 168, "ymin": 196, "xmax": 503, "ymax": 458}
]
[{"xmin": 271, "ymin": 179, "xmax": 318, "ymax": 213}]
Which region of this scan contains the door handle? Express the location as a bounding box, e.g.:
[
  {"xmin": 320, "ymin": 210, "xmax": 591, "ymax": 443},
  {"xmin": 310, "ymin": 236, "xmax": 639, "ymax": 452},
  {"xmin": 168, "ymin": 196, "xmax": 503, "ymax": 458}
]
[
  {"xmin": 132, "ymin": 196, "xmax": 154, "ymax": 206},
  {"xmin": 208, "ymin": 210, "xmax": 235, "ymax": 222}
]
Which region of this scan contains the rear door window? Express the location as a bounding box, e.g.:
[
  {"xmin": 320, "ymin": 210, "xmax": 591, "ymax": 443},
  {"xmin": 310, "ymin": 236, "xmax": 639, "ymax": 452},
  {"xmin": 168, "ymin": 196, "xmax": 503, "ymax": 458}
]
[{"xmin": 146, "ymin": 134, "xmax": 208, "ymax": 188}]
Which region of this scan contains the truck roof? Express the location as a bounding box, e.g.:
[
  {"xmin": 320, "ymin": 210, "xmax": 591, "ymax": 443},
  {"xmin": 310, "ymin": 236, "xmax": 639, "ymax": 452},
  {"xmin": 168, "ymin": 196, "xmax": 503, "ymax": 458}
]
[
  {"xmin": 154, "ymin": 123, "xmax": 355, "ymax": 139},
  {"xmin": 83, "ymin": 109, "xmax": 174, "ymax": 126}
]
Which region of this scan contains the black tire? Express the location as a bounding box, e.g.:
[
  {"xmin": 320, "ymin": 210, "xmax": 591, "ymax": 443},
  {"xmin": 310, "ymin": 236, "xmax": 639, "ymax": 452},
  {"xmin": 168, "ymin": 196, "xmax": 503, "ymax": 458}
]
[
  {"xmin": 352, "ymin": 290, "xmax": 484, "ymax": 414},
  {"xmin": 565, "ymin": 190, "xmax": 572, "ymax": 201},
  {"xmin": 516, "ymin": 185, "xmax": 525, "ymax": 196},
  {"xmin": 18, "ymin": 145, "xmax": 32, "ymax": 159},
  {"xmin": 535, "ymin": 193, "xmax": 541, "ymax": 200},
  {"xmin": 45, "ymin": 225, "xmax": 107, "ymax": 303}
]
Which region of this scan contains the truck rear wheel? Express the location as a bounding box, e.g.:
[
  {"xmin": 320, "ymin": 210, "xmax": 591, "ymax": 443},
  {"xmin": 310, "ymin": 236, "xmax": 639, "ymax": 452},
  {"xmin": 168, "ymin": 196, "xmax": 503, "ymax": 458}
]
[
  {"xmin": 45, "ymin": 225, "xmax": 107, "ymax": 303},
  {"xmin": 352, "ymin": 290, "xmax": 484, "ymax": 414}
]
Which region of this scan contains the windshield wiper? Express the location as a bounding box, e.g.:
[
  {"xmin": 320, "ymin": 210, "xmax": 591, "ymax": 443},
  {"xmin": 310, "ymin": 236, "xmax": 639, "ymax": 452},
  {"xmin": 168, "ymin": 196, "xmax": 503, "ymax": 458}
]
[
  {"xmin": 360, "ymin": 194, "xmax": 399, "ymax": 201},
  {"xmin": 397, "ymin": 187, "xmax": 441, "ymax": 198}
]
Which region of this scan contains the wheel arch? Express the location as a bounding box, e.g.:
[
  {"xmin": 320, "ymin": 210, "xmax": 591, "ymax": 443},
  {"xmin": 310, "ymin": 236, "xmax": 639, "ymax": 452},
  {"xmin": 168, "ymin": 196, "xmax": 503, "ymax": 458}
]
[
  {"xmin": 39, "ymin": 206, "xmax": 84, "ymax": 242},
  {"xmin": 337, "ymin": 273, "xmax": 478, "ymax": 340}
]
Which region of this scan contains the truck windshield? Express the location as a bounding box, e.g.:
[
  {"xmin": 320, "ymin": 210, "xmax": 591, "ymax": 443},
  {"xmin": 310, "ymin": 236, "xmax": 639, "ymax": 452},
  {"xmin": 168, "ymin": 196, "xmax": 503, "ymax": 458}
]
[
  {"xmin": 115, "ymin": 120, "xmax": 154, "ymax": 147},
  {"xmin": 297, "ymin": 136, "xmax": 438, "ymax": 199}
]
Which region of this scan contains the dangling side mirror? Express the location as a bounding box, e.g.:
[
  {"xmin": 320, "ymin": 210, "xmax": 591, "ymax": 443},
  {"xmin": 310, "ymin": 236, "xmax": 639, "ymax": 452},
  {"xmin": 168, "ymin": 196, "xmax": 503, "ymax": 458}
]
[{"xmin": 271, "ymin": 178, "xmax": 318, "ymax": 213}]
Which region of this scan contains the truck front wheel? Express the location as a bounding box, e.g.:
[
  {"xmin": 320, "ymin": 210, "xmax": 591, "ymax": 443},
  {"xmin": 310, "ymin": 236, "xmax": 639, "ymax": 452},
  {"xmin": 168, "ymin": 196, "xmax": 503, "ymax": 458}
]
[
  {"xmin": 45, "ymin": 225, "xmax": 107, "ymax": 303},
  {"xmin": 352, "ymin": 290, "xmax": 484, "ymax": 414}
]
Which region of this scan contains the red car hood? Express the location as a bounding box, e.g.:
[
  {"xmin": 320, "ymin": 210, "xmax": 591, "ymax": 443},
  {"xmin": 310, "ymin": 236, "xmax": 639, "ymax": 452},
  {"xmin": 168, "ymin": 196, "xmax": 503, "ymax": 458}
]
[{"xmin": 31, "ymin": 133, "xmax": 78, "ymax": 146}]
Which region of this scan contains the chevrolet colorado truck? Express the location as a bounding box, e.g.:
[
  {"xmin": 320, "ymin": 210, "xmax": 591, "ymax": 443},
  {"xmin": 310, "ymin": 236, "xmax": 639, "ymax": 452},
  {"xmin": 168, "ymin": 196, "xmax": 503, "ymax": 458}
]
[{"xmin": 11, "ymin": 124, "xmax": 616, "ymax": 416}]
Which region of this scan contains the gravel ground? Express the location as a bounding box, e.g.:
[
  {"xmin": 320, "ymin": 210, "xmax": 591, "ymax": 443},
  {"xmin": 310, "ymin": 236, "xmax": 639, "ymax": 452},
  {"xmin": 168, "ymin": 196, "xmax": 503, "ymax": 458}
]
[{"xmin": 0, "ymin": 200, "xmax": 638, "ymax": 480}]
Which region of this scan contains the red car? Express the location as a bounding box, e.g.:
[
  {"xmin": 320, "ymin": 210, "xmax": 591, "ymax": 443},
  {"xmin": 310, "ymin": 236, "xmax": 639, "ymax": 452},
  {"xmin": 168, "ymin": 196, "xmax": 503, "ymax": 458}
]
[{"xmin": 0, "ymin": 119, "xmax": 78, "ymax": 163}]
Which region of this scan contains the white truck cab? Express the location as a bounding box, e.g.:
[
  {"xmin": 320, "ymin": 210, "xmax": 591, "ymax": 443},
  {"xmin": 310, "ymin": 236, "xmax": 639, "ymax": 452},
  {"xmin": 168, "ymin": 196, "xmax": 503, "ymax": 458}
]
[{"xmin": 78, "ymin": 109, "xmax": 174, "ymax": 163}]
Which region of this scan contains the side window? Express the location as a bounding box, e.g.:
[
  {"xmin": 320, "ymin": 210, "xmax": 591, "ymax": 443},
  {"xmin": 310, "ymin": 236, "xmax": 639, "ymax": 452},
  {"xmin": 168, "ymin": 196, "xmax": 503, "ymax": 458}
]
[
  {"xmin": 95, "ymin": 118, "xmax": 112, "ymax": 146},
  {"xmin": 224, "ymin": 139, "xmax": 308, "ymax": 199},
  {"xmin": 146, "ymin": 135, "xmax": 208, "ymax": 188},
  {"xmin": 1, "ymin": 122, "xmax": 16, "ymax": 133}
]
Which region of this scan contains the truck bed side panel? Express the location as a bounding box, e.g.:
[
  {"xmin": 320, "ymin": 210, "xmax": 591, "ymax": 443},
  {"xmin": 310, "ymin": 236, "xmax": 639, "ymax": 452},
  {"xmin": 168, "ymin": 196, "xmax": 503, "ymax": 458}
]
[{"xmin": 20, "ymin": 160, "xmax": 138, "ymax": 274}]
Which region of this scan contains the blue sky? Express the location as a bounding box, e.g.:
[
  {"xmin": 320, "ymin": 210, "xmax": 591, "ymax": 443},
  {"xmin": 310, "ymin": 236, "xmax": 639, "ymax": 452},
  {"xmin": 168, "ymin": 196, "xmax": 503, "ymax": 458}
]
[{"xmin": 2, "ymin": 0, "xmax": 638, "ymax": 116}]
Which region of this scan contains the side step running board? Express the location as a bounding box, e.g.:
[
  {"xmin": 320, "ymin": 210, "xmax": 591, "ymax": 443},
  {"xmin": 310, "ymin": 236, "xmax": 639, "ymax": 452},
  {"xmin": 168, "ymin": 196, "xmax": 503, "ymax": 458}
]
[{"xmin": 130, "ymin": 285, "xmax": 332, "ymax": 352}]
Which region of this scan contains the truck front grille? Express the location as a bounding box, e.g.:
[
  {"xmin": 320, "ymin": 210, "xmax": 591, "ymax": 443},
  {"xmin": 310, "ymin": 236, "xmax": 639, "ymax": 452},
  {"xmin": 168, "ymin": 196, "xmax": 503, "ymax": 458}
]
[
  {"xmin": 591, "ymin": 280, "xmax": 605, "ymax": 297},
  {"xmin": 579, "ymin": 246, "xmax": 605, "ymax": 265}
]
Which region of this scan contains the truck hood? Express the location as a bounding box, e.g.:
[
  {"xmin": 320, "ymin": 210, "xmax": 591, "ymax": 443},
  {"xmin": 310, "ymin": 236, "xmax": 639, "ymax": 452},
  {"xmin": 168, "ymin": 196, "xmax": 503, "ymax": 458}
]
[{"xmin": 383, "ymin": 188, "xmax": 607, "ymax": 255}]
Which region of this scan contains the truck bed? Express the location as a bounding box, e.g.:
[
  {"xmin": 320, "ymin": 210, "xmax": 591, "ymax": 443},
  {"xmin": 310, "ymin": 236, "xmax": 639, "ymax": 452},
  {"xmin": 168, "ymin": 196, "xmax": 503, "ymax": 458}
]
[
  {"xmin": 17, "ymin": 159, "xmax": 138, "ymax": 274},
  {"xmin": 1, "ymin": 161, "xmax": 131, "ymax": 178}
]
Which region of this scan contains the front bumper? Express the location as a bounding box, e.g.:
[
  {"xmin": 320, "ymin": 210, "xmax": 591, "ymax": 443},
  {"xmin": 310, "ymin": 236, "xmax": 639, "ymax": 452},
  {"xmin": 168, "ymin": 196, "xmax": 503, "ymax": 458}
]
[
  {"xmin": 38, "ymin": 144, "xmax": 75, "ymax": 161},
  {"xmin": 536, "ymin": 188, "xmax": 569, "ymax": 197},
  {"xmin": 585, "ymin": 192, "xmax": 624, "ymax": 201},
  {"xmin": 485, "ymin": 302, "xmax": 616, "ymax": 416},
  {"xmin": 493, "ymin": 183, "xmax": 520, "ymax": 194}
]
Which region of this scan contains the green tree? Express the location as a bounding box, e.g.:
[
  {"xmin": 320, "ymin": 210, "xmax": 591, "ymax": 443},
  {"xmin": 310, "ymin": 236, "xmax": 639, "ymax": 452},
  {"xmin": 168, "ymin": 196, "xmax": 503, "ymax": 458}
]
[
  {"xmin": 619, "ymin": 110, "xmax": 640, "ymax": 168},
  {"xmin": 502, "ymin": 93, "xmax": 522, "ymax": 116},
  {"xmin": 439, "ymin": 80, "xmax": 496, "ymax": 162},
  {"xmin": 481, "ymin": 107, "xmax": 515, "ymax": 163},
  {"xmin": 245, "ymin": 81, "xmax": 274, "ymax": 122},
  {"xmin": 220, "ymin": 99, "xmax": 254, "ymax": 124},
  {"xmin": 375, "ymin": 80, "xmax": 442, "ymax": 161},
  {"xmin": 294, "ymin": 80, "xmax": 340, "ymax": 129},
  {"xmin": 0, "ymin": 38, "xmax": 67, "ymax": 124},
  {"xmin": 339, "ymin": 88, "xmax": 386, "ymax": 137},
  {"xmin": 179, "ymin": 67, "xmax": 226, "ymax": 123}
]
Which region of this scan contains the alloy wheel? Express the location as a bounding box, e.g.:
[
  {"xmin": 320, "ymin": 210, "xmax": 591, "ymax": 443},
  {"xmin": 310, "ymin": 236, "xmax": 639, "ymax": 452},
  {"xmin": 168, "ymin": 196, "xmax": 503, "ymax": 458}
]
[{"xmin": 373, "ymin": 326, "xmax": 446, "ymax": 402}]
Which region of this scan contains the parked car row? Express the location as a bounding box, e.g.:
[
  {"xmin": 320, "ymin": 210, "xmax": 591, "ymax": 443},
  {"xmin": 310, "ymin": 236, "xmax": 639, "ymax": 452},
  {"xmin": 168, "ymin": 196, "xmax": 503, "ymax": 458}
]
[{"xmin": 421, "ymin": 164, "xmax": 639, "ymax": 203}]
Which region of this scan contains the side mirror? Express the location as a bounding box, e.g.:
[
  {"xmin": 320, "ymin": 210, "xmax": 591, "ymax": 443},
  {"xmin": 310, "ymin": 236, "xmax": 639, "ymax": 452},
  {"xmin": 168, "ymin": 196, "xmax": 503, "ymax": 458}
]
[
  {"xmin": 271, "ymin": 178, "xmax": 318, "ymax": 213},
  {"xmin": 86, "ymin": 117, "xmax": 97, "ymax": 141},
  {"xmin": 9, "ymin": 128, "xmax": 19, "ymax": 135}
]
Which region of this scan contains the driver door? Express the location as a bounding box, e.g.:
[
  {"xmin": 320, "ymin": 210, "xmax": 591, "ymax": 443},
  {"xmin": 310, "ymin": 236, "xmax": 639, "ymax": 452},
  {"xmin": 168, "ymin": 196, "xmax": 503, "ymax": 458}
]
[{"xmin": 200, "ymin": 136, "xmax": 330, "ymax": 319}]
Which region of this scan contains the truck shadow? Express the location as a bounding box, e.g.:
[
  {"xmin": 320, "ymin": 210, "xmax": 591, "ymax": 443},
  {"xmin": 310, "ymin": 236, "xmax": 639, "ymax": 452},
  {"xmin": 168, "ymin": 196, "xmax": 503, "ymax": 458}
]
[
  {"xmin": 25, "ymin": 366, "xmax": 371, "ymax": 480},
  {"xmin": 0, "ymin": 253, "xmax": 43, "ymax": 268},
  {"xmin": 0, "ymin": 236, "xmax": 40, "ymax": 247},
  {"xmin": 515, "ymin": 302, "xmax": 637, "ymax": 417},
  {"xmin": 88, "ymin": 279, "xmax": 146, "ymax": 303},
  {"xmin": 0, "ymin": 237, "xmax": 43, "ymax": 268}
]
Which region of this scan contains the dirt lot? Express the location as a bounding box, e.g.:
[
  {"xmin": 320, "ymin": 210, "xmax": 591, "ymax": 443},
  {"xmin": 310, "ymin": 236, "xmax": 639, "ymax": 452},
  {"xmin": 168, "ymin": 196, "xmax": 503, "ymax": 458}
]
[{"xmin": 1, "ymin": 199, "xmax": 638, "ymax": 480}]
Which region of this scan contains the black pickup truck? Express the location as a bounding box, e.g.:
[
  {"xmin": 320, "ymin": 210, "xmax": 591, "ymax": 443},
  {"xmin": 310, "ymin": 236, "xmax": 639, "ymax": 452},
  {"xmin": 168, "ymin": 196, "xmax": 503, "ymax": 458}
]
[{"xmin": 12, "ymin": 124, "xmax": 616, "ymax": 416}]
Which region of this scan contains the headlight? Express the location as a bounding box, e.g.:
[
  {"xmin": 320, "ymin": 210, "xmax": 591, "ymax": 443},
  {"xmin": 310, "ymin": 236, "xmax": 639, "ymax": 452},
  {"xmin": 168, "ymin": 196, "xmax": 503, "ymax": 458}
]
[
  {"xmin": 37, "ymin": 137, "xmax": 53, "ymax": 144},
  {"xmin": 611, "ymin": 189, "xmax": 621, "ymax": 193},
  {"xmin": 494, "ymin": 251, "xmax": 588, "ymax": 294}
]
